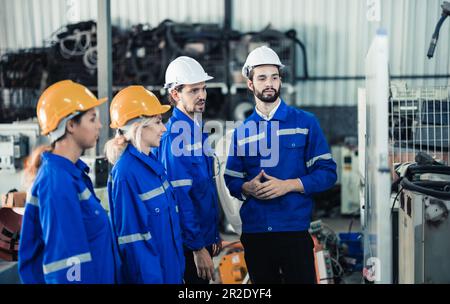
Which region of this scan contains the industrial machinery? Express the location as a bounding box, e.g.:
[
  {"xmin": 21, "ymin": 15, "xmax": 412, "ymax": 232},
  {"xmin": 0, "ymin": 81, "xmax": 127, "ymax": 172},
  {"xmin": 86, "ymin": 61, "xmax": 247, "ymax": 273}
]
[
  {"xmin": 332, "ymin": 144, "xmax": 360, "ymax": 216},
  {"xmin": 0, "ymin": 122, "xmax": 42, "ymax": 265},
  {"xmin": 1, "ymin": 20, "xmax": 304, "ymax": 123},
  {"xmin": 398, "ymin": 164, "xmax": 450, "ymax": 283},
  {"xmin": 360, "ymin": 23, "xmax": 450, "ymax": 283},
  {"xmin": 309, "ymin": 221, "xmax": 335, "ymax": 284},
  {"xmin": 0, "ymin": 121, "xmax": 44, "ymax": 194},
  {"xmin": 217, "ymin": 241, "xmax": 249, "ymax": 284},
  {"xmin": 388, "ymin": 83, "xmax": 450, "ymax": 283},
  {"xmin": 426, "ymin": 1, "xmax": 450, "ymax": 59},
  {"xmin": 340, "ymin": 145, "xmax": 360, "ymax": 215}
]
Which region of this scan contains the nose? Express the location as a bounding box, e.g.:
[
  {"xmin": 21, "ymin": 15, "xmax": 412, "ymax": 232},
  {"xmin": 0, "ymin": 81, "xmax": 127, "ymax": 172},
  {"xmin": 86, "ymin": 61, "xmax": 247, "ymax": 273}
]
[
  {"xmin": 161, "ymin": 124, "xmax": 167, "ymax": 133},
  {"xmin": 265, "ymin": 79, "xmax": 275, "ymax": 88},
  {"xmin": 199, "ymin": 88, "xmax": 207, "ymax": 100}
]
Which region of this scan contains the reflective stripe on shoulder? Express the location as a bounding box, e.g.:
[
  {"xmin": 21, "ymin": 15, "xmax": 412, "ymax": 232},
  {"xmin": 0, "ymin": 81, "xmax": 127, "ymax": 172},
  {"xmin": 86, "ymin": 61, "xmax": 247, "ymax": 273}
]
[
  {"xmin": 118, "ymin": 232, "xmax": 152, "ymax": 245},
  {"xmin": 138, "ymin": 186, "xmax": 164, "ymax": 201},
  {"xmin": 42, "ymin": 252, "xmax": 92, "ymax": 275},
  {"xmin": 224, "ymin": 169, "xmax": 246, "ymax": 178},
  {"xmin": 237, "ymin": 133, "xmax": 265, "ymax": 146},
  {"xmin": 277, "ymin": 128, "xmax": 309, "ymax": 136},
  {"xmin": 78, "ymin": 188, "xmax": 92, "ymax": 201},
  {"xmin": 26, "ymin": 191, "xmax": 39, "ymax": 207},
  {"xmin": 306, "ymin": 153, "xmax": 333, "ymax": 168},
  {"xmin": 171, "ymin": 179, "xmax": 193, "ymax": 188}
]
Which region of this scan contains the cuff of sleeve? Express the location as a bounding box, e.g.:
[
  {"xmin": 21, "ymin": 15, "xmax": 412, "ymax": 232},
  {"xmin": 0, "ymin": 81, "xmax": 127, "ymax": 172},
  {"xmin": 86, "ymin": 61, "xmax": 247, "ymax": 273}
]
[
  {"xmin": 232, "ymin": 179, "xmax": 246, "ymax": 200},
  {"xmin": 299, "ymin": 176, "xmax": 313, "ymax": 196},
  {"xmin": 241, "ymin": 193, "xmax": 248, "ymax": 201},
  {"xmin": 297, "ymin": 178, "xmax": 305, "ymax": 193},
  {"xmin": 184, "ymin": 240, "xmax": 205, "ymax": 252}
]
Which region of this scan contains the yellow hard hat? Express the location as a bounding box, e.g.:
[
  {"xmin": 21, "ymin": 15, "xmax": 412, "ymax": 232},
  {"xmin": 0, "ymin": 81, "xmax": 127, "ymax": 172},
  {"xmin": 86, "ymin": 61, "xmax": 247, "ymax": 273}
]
[
  {"xmin": 109, "ymin": 86, "xmax": 171, "ymax": 129},
  {"xmin": 37, "ymin": 80, "xmax": 107, "ymax": 135}
]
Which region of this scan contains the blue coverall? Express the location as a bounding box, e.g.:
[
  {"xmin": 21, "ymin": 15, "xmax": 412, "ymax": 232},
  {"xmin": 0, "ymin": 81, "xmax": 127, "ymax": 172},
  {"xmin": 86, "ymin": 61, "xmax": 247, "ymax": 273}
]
[
  {"xmin": 18, "ymin": 152, "xmax": 117, "ymax": 284},
  {"xmin": 108, "ymin": 144, "xmax": 184, "ymax": 284}
]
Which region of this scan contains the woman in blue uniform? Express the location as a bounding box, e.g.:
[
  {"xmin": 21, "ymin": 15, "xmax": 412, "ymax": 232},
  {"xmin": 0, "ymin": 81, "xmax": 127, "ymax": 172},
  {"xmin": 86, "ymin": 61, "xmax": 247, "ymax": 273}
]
[
  {"xmin": 105, "ymin": 86, "xmax": 184, "ymax": 284},
  {"xmin": 18, "ymin": 80, "xmax": 118, "ymax": 284}
]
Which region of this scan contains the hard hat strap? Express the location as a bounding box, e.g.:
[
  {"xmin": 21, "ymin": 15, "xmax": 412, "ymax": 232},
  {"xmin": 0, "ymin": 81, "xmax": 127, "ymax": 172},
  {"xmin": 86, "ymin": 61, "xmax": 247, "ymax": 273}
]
[{"xmin": 48, "ymin": 112, "xmax": 80, "ymax": 143}]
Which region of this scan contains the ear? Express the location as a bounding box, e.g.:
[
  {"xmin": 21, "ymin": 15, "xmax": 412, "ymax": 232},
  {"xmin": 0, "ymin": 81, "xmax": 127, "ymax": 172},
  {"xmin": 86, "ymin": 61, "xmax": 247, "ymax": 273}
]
[
  {"xmin": 170, "ymin": 89, "xmax": 180, "ymax": 102},
  {"xmin": 247, "ymin": 79, "xmax": 254, "ymax": 92},
  {"xmin": 65, "ymin": 119, "xmax": 76, "ymax": 134}
]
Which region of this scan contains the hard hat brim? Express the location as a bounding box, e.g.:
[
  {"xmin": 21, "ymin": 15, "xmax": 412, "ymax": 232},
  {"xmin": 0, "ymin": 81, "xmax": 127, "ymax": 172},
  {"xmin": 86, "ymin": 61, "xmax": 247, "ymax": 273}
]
[
  {"xmin": 40, "ymin": 96, "xmax": 108, "ymax": 135},
  {"xmin": 164, "ymin": 75, "xmax": 214, "ymax": 90},
  {"xmin": 109, "ymin": 104, "xmax": 172, "ymax": 129}
]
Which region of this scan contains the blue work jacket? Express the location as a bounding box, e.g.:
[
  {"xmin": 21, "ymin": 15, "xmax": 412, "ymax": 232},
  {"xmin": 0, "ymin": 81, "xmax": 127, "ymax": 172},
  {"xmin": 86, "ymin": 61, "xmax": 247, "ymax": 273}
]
[
  {"xmin": 224, "ymin": 100, "xmax": 337, "ymax": 233},
  {"xmin": 156, "ymin": 108, "xmax": 220, "ymax": 251}
]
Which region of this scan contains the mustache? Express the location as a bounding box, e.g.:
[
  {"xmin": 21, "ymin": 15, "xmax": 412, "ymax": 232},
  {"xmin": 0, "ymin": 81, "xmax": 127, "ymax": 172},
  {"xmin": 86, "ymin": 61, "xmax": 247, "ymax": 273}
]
[{"xmin": 196, "ymin": 99, "xmax": 206, "ymax": 104}]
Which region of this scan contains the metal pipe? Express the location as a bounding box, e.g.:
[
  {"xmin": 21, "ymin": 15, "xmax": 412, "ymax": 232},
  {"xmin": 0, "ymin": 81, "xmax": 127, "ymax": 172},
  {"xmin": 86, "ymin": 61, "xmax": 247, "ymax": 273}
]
[
  {"xmin": 297, "ymin": 74, "xmax": 450, "ymax": 81},
  {"xmin": 96, "ymin": 0, "xmax": 112, "ymax": 156}
]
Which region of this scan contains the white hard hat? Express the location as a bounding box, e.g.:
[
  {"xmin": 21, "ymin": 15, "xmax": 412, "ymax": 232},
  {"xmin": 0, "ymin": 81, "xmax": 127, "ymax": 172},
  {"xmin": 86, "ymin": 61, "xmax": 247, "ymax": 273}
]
[
  {"xmin": 242, "ymin": 46, "xmax": 285, "ymax": 79},
  {"xmin": 164, "ymin": 56, "xmax": 213, "ymax": 91}
]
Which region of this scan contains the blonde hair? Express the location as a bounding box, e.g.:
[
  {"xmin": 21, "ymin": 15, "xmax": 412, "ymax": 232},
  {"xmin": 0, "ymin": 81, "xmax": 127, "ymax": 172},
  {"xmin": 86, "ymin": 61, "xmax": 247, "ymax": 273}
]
[{"xmin": 104, "ymin": 117, "xmax": 156, "ymax": 165}]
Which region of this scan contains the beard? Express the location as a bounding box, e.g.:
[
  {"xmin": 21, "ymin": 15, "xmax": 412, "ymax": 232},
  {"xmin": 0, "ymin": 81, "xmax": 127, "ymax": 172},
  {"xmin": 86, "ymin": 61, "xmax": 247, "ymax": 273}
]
[
  {"xmin": 182, "ymin": 99, "xmax": 206, "ymax": 114},
  {"xmin": 253, "ymin": 85, "xmax": 281, "ymax": 103},
  {"xmin": 193, "ymin": 100, "xmax": 206, "ymax": 113}
]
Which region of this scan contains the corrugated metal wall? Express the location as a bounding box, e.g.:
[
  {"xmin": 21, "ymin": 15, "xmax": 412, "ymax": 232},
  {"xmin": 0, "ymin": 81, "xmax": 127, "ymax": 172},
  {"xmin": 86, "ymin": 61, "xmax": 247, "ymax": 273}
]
[
  {"xmin": 0, "ymin": 0, "xmax": 224, "ymax": 50},
  {"xmin": 1, "ymin": 0, "xmax": 449, "ymax": 106}
]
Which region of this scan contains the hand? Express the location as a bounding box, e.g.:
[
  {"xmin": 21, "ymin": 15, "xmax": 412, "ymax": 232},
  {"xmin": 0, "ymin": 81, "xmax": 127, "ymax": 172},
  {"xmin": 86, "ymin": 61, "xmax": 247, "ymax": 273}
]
[
  {"xmin": 212, "ymin": 241, "xmax": 222, "ymax": 257},
  {"xmin": 193, "ymin": 248, "xmax": 215, "ymax": 281},
  {"xmin": 241, "ymin": 170, "xmax": 266, "ymax": 200},
  {"xmin": 255, "ymin": 171, "xmax": 299, "ymax": 200}
]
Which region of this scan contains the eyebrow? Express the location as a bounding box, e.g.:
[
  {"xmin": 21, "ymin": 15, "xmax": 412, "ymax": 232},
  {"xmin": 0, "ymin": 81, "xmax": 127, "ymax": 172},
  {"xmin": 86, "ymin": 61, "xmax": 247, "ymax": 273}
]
[
  {"xmin": 190, "ymin": 85, "xmax": 207, "ymax": 90},
  {"xmin": 257, "ymin": 73, "xmax": 280, "ymax": 78}
]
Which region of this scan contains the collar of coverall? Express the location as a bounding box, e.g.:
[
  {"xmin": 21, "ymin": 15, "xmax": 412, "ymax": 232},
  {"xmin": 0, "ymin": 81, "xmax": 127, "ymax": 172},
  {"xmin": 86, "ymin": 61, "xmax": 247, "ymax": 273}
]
[
  {"xmin": 250, "ymin": 98, "xmax": 289, "ymax": 123},
  {"xmin": 126, "ymin": 144, "xmax": 165, "ymax": 177},
  {"xmin": 41, "ymin": 151, "xmax": 90, "ymax": 179}
]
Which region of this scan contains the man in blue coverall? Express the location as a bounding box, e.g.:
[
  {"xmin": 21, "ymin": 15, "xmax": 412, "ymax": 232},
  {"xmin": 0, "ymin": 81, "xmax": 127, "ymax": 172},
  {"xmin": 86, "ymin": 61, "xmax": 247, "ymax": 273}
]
[
  {"xmin": 224, "ymin": 46, "xmax": 337, "ymax": 284},
  {"xmin": 157, "ymin": 56, "xmax": 221, "ymax": 284}
]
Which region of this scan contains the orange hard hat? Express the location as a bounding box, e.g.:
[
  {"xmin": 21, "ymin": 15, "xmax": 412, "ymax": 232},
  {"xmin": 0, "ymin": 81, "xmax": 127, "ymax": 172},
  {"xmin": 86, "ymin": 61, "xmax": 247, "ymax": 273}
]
[
  {"xmin": 109, "ymin": 86, "xmax": 171, "ymax": 129},
  {"xmin": 37, "ymin": 80, "xmax": 107, "ymax": 135}
]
